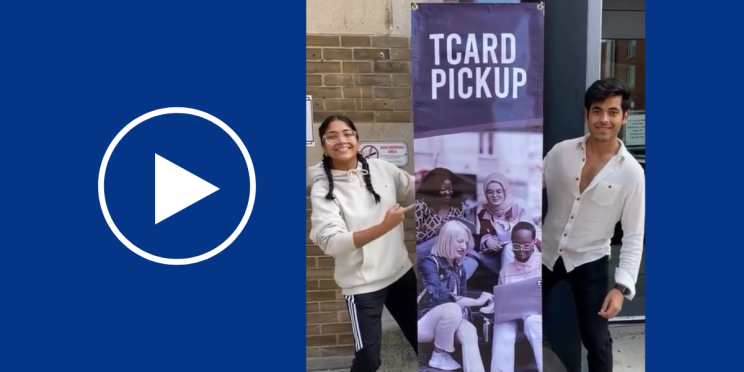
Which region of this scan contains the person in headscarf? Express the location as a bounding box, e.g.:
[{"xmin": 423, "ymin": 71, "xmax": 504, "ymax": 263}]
[{"xmin": 475, "ymin": 172, "xmax": 534, "ymax": 275}]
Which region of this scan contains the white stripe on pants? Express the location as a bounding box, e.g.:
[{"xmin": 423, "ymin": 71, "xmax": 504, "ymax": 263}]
[{"xmin": 345, "ymin": 295, "xmax": 364, "ymax": 352}]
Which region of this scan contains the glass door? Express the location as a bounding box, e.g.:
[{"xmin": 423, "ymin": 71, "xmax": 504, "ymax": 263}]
[{"xmin": 601, "ymin": 6, "xmax": 645, "ymax": 320}]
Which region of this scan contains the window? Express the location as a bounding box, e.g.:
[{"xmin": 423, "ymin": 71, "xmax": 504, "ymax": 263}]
[
  {"xmin": 626, "ymin": 65, "xmax": 636, "ymax": 88},
  {"xmin": 478, "ymin": 132, "xmax": 495, "ymax": 155},
  {"xmin": 626, "ymin": 40, "xmax": 636, "ymax": 58}
]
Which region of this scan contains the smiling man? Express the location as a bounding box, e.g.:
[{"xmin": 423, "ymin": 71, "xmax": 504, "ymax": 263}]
[{"xmin": 542, "ymin": 78, "xmax": 646, "ymax": 372}]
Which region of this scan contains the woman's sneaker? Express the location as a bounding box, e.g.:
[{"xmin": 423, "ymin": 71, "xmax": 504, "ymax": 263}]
[{"xmin": 429, "ymin": 350, "xmax": 462, "ymax": 371}]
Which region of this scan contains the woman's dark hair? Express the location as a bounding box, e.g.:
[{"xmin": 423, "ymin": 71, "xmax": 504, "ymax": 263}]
[
  {"xmin": 319, "ymin": 115, "xmax": 381, "ymax": 204},
  {"xmin": 584, "ymin": 78, "xmax": 633, "ymax": 112},
  {"xmin": 416, "ymin": 167, "xmax": 463, "ymax": 207}
]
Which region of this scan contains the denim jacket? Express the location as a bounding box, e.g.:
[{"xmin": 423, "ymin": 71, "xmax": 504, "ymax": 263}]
[{"xmin": 418, "ymin": 255, "xmax": 471, "ymax": 321}]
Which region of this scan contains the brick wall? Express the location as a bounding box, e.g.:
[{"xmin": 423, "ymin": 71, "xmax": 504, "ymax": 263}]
[{"xmin": 306, "ymin": 35, "xmax": 412, "ymax": 125}]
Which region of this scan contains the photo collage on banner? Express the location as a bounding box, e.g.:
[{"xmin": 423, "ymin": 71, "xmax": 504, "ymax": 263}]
[{"xmin": 412, "ymin": 3, "xmax": 545, "ymax": 372}]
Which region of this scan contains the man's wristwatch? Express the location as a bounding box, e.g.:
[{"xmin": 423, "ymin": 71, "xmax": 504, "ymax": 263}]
[{"xmin": 614, "ymin": 283, "xmax": 631, "ymax": 296}]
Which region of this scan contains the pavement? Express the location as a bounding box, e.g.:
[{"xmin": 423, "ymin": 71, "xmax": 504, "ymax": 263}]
[{"xmin": 318, "ymin": 309, "xmax": 645, "ymax": 372}]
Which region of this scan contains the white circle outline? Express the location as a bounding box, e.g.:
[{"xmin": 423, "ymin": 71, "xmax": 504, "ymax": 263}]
[{"xmin": 98, "ymin": 107, "xmax": 256, "ymax": 265}]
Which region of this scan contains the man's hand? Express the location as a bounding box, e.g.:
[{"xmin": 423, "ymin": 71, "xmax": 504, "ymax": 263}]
[{"xmin": 598, "ymin": 288, "xmax": 624, "ymax": 319}]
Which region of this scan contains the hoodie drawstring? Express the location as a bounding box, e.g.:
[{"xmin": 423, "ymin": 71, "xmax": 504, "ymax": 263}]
[{"xmin": 346, "ymin": 169, "xmax": 368, "ymax": 187}]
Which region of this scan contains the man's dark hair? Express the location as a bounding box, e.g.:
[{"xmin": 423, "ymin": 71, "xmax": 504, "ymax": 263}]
[
  {"xmin": 584, "ymin": 78, "xmax": 633, "ymax": 112},
  {"xmin": 512, "ymin": 221, "xmax": 536, "ymax": 239}
]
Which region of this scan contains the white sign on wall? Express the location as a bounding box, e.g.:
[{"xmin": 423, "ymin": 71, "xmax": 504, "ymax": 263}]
[
  {"xmin": 359, "ymin": 141, "xmax": 409, "ymax": 167},
  {"xmin": 624, "ymin": 113, "xmax": 645, "ymax": 147},
  {"xmin": 306, "ymin": 96, "xmax": 315, "ymax": 147}
]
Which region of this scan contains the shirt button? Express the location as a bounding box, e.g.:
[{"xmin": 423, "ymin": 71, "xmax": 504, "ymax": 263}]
[
  {"xmin": 608, "ymin": 185, "xmax": 612, "ymax": 189},
  {"xmin": 575, "ymin": 177, "xmax": 579, "ymax": 181},
  {"xmin": 559, "ymin": 249, "xmax": 563, "ymax": 252},
  {"xmin": 576, "ymin": 197, "xmax": 580, "ymax": 201},
  {"xmin": 582, "ymin": 158, "xmax": 585, "ymax": 162},
  {"xmin": 563, "ymin": 233, "xmax": 567, "ymax": 237},
  {"xmin": 570, "ymin": 216, "xmax": 574, "ymax": 219}
]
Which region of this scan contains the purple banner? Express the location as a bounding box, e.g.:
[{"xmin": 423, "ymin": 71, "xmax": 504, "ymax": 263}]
[
  {"xmin": 412, "ymin": 3, "xmax": 544, "ymax": 138},
  {"xmin": 412, "ymin": 3, "xmax": 545, "ymax": 372}
]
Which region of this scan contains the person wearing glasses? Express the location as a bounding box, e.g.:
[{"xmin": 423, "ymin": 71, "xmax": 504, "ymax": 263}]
[
  {"xmin": 476, "ymin": 172, "xmax": 533, "ymax": 275},
  {"xmin": 308, "ymin": 115, "xmax": 418, "ymax": 372},
  {"xmin": 490, "ymin": 221, "xmax": 543, "ymax": 372}
]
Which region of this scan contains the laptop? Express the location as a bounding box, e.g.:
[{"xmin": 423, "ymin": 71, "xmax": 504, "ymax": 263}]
[{"xmin": 491, "ymin": 277, "xmax": 542, "ymax": 324}]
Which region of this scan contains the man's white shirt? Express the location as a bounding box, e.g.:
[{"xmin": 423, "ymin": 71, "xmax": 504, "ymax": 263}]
[{"xmin": 542, "ymin": 135, "xmax": 645, "ymax": 299}]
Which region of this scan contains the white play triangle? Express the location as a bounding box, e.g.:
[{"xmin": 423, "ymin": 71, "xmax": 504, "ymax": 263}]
[{"xmin": 155, "ymin": 154, "xmax": 219, "ymax": 224}]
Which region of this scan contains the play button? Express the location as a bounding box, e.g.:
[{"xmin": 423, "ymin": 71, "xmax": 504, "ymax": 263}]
[
  {"xmin": 155, "ymin": 154, "xmax": 219, "ymax": 224},
  {"xmin": 98, "ymin": 107, "xmax": 257, "ymax": 265}
]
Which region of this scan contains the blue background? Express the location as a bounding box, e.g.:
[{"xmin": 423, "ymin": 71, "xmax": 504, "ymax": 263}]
[
  {"xmin": 646, "ymin": 2, "xmax": 740, "ymax": 371},
  {"xmin": 0, "ymin": 1, "xmax": 306, "ymax": 370}
]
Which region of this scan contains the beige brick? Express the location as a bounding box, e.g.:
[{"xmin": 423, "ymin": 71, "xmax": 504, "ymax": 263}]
[
  {"xmin": 324, "ymin": 99, "xmax": 357, "ymax": 111},
  {"xmin": 354, "ymin": 74, "xmax": 392, "ymax": 86},
  {"xmin": 322, "ymin": 48, "xmax": 353, "ymax": 61},
  {"xmin": 307, "ymin": 324, "xmax": 321, "ymax": 335},
  {"xmin": 338, "ymin": 334, "xmax": 355, "ymax": 345},
  {"xmin": 342, "ymin": 62, "xmax": 373, "ymax": 73},
  {"xmin": 306, "ymin": 87, "xmax": 343, "ymax": 99},
  {"xmin": 307, "ymin": 280, "xmax": 319, "ymax": 292},
  {"xmin": 307, "ymin": 48, "xmax": 322, "ymax": 61},
  {"xmin": 320, "ymin": 301, "xmax": 346, "ymax": 312},
  {"xmin": 395, "ymin": 99, "xmax": 413, "ymax": 111},
  {"xmin": 341, "ymin": 36, "xmax": 371, "ymax": 47},
  {"xmin": 306, "ymin": 257, "xmax": 316, "ymax": 268},
  {"xmin": 320, "ymin": 345, "xmax": 355, "ymax": 357},
  {"xmin": 322, "ymin": 323, "xmax": 352, "ymax": 334},
  {"xmin": 374, "ymin": 61, "xmax": 411, "ymax": 74},
  {"xmin": 307, "ymin": 290, "xmax": 338, "ymax": 302},
  {"xmin": 344, "ymin": 111, "xmax": 375, "ymax": 123},
  {"xmin": 317, "ymin": 256, "xmax": 334, "ymax": 268},
  {"xmin": 306, "ymin": 302, "xmax": 320, "ymax": 313},
  {"xmin": 307, "ymin": 335, "xmax": 338, "ymax": 347},
  {"xmin": 376, "ymin": 111, "xmax": 412, "ymax": 122},
  {"xmin": 306, "ymin": 268, "xmax": 335, "ymax": 279},
  {"xmin": 307, "ymin": 35, "xmax": 340, "ymax": 47},
  {"xmin": 353, "ymin": 48, "xmax": 391, "ymax": 60},
  {"xmin": 318, "ymin": 279, "xmax": 339, "ymax": 290},
  {"xmin": 343, "ymin": 87, "xmax": 374, "ymax": 98},
  {"xmin": 374, "ymin": 87, "xmax": 411, "ymax": 99},
  {"xmin": 323, "ymin": 74, "xmax": 355, "ymax": 86},
  {"xmin": 307, "ymin": 61, "xmax": 341, "ymax": 73},
  {"xmin": 306, "ymin": 348, "xmax": 320, "ymax": 358},
  {"xmin": 392, "ymin": 75, "xmax": 412, "ymax": 86},
  {"xmin": 306, "ymin": 74, "xmax": 322, "ymax": 86},
  {"xmin": 371, "ymin": 36, "xmax": 409, "ymax": 48},
  {"xmin": 390, "ymin": 49, "xmax": 412, "ymax": 61},
  {"xmin": 307, "ymin": 244, "xmax": 324, "ymax": 256},
  {"xmin": 360, "ymin": 99, "xmax": 395, "ymax": 111},
  {"xmin": 307, "ymin": 312, "xmax": 339, "ymax": 324}
]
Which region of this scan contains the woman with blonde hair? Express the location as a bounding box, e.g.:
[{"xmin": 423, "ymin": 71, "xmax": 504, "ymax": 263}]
[{"xmin": 418, "ymin": 220, "xmax": 492, "ymax": 372}]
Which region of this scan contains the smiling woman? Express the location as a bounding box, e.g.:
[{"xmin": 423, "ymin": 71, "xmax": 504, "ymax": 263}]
[{"xmin": 307, "ymin": 115, "xmax": 419, "ymax": 371}]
